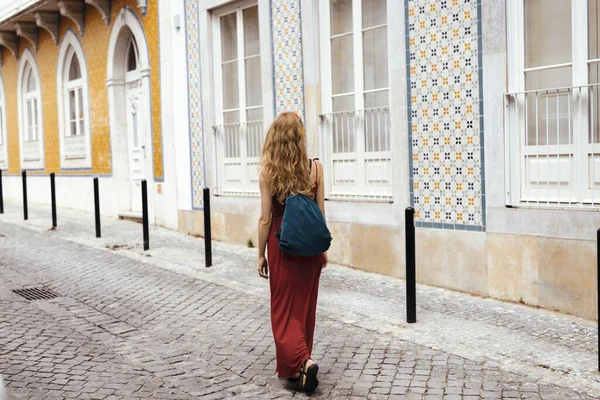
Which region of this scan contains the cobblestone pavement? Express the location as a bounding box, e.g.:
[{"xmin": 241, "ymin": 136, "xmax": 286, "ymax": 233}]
[{"xmin": 0, "ymin": 203, "xmax": 599, "ymax": 399}]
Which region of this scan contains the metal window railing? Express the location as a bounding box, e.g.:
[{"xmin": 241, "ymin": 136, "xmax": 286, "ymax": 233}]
[
  {"xmin": 319, "ymin": 107, "xmax": 393, "ymax": 202},
  {"xmin": 505, "ymin": 84, "xmax": 600, "ymax": 209},
  {"xmin": 213, "ymin": 120, "xmax": 263, "ymax": 196}
]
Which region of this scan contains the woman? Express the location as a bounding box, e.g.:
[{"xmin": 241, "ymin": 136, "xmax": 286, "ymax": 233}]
[{"xmin": 257, "ymin": 112, "xmax": 327, "ymax": 393}]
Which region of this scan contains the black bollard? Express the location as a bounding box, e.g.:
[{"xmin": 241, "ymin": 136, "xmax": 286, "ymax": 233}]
[
  {"xmin": 94, "ymin": 178, "xmax": 101, "ymax": 238},
  {"xmin": 22, "ymin": 170, "xmax": 28, "ymax": 221},
  {"xmin": 142, "ymin": 180, "xmax": 149, "ymax": 251},
  {"xmin": 0, "ymin": 169, "xmax": 4, "ymax": 214},
  {"xmin": 50, "ymin": 173, "xmax": 57, "ymax": 228},
  {"xmin": 203, "ymin": 188, "xmax": 212, "ymax": 268},
  {"xmin": 405, "ymin": 207, "xmax": 416, "ymax": 323}
]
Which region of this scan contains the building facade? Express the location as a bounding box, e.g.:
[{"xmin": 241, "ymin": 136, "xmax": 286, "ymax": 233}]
[
  {"xmin": 2, "ymin": 0, "xmax": 598, "ymax": 320},
  {"xmin": 0, "ymin": 0, "xmax": 180, "ymax": 228},
  {"xmin": 170, "ymin": 0, "xmax": 600, "ymax": 320}
]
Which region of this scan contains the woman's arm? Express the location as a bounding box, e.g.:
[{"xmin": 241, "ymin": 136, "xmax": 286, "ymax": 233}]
[
  {"xmin": 315, "ymin": 160, "xmax": 328, "ymax": 267},
  {"xmin": 257, "ymin": 173, "xmax": 272, "ymax": 278}
]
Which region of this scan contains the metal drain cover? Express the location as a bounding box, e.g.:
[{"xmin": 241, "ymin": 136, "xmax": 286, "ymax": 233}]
[{"xmin": 13, "ymin": 288, "xmax": 59, "ymax": 301}]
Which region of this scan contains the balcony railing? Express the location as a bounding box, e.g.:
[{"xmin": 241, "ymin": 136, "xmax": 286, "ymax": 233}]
[
  {"xmin": 319, "ymin": 107, "xmax": 393, "ymax": 202},
  {"xmin": 505, "ymin": 84, "xmax": 600, "ymax": 209},
  {"xmin": 213, "ymin": 121, "xmax": 263, "ymax": 196}
]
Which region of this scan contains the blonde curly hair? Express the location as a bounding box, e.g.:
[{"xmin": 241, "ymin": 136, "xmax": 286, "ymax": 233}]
[{"xmin": 261, "ymin": 112, "xmax": 313, "ymax": 203}]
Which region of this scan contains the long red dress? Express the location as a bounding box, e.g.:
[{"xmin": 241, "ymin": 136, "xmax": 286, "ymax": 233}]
[{"xmin": 268, "ymin": 179, "xmax": 324, "ymax": 378}]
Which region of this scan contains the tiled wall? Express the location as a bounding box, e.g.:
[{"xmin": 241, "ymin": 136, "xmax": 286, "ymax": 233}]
[
  {"xmin": 0, "ymin": 0, "xmax": 163, "ymax": 179},
  {"xmin": 271, "ymin": 0, "xmax": 305, "ymax": 119},
  {"xmin": 184, "ymin": 0, "xmax": 205, "ymax": 209},
  {"xmin": 183, "ymin": 0, "xmax": 486, "ymax": 225},
  {"xmin": 405, "ymin": 0, "xmax": 485, "ymax": 231}
]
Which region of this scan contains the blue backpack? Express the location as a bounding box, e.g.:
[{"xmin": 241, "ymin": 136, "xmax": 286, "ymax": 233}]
[{"xmin": 276, "ymin": 160, "xmax": 332, "ymax": 257}]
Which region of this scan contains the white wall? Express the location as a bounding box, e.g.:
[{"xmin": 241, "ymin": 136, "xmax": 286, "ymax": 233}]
[
  {"xmin": 258, "ymin": 0, "xmax": 275, "ymax": 125},
  {"xmin": 171, "ymin": 0, "xmax": 193, "ymax": 212},
  {"xmin": 2, "ymin": 173, "xmax": 179, "ymax": 226},
  {"xmin": 2, "ymin": 175, "xmax": 120, "ymax": 216},
  {"xmin": 157, "ymin": 0, "xmax": 181, "ymax": 229}
]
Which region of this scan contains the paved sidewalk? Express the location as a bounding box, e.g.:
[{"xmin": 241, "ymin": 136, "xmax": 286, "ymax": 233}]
[{"xmin": 0, "ymin": 202, "xmax": 599, "ymax": 399}]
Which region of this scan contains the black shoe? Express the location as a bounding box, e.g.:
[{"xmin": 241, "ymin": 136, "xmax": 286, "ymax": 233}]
[{"xmin": 300, "ymin": 359, "xmax": 319, "ymax": 393}]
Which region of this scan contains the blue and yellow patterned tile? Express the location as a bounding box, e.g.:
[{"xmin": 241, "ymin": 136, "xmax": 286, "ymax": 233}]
[
  {"xmin": 406, "ymin": 0, "xmax": 485, "ymax": 230},
  {"xmin": 271, "ymin": 0, "xmax": 304, "ymax": 119}
]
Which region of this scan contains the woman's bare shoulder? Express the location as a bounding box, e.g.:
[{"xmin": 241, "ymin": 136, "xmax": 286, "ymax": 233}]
[{"xmin": 313, "ymin": 159, "xmax": 323, "ymax": 174}]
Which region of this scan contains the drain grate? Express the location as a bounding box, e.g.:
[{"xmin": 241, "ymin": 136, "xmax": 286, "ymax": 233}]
[{"xmin": 13, "ymin": 287, "xmax": 59, "ymax": 301}]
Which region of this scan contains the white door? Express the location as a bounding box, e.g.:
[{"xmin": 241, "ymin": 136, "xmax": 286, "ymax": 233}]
[{"xmin": 126, "ymin": 79, "xmax": 145, "ymax": 213}]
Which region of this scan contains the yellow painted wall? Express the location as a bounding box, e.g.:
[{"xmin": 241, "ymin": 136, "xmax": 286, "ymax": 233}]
[
  {"xmin": 0, "ymin": 0, "xmax": 162, "ymax": 178},
  {"xmin": 2, "ymin": 47, "xmax": 19, "ymax": 172}
]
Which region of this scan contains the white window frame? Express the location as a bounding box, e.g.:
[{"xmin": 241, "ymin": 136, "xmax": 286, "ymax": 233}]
[
  {"xmin": 212, "ymin": 0, "xmax": 264, "ymax": 196},
  {"xmin": 505, "ymin": 1, "xmax": 600, "ymax": 208},
  {"xmin": 17, "ymin": 49, "xmax": 44, "ymax": 170},
  {"xmin": 321, "ymin": 0, "xmax": 391, "ymax": 115},
  {"xmin": 24, "ymin": 70, "xmax": 39, "ymax": 143},
  {"xmin": 57, "ymin": 30, "xmax": 92, "ymax": 169},
  {"xmin": 319, "ymin": 0, "xmax": 393, "ymax": 202},
  {"xmin": 64, "ymin": 51, "xmax": 85, "ymax": 137},
  {"xmin": 126, "ymin": 36, "xmax": 140, "ymax": 76},
  {"xmin": 0, "ymin": 72, "xmax": 7, "ymax": 170}
]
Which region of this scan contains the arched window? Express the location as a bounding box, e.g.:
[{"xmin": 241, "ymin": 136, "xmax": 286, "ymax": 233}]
[
  {"xmin": 57, "ymin": 31, "xmax": 91, "ymax": 169},
  {"xmin": 64, "ymin": 47, "xmax": 84, "ymax": 137},
  {"xmin": 23, "ymin": 64, "xmax": 40, "ymax": 142},
  {"xmin": 17, "ymin": 49, "xmax": 44, "ymax": 169}
]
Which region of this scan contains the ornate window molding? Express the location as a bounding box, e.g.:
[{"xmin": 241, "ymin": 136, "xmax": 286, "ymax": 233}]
[
  {"xmin": 17, "ymin": 49, "xmax": 45, "ymax": 170},
  {"xmin": 57, "ymin": 30, "xmax": 92, "ymax": 169}
]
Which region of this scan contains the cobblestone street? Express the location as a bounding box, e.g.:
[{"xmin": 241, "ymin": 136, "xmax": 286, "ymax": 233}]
[{"xmin": 1, "ymin": 204, "xmax": 600, "ymax": 399}]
